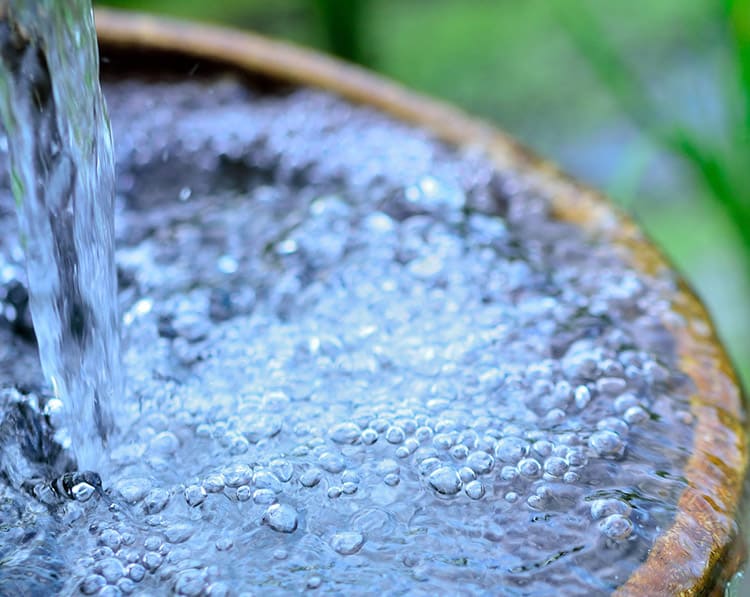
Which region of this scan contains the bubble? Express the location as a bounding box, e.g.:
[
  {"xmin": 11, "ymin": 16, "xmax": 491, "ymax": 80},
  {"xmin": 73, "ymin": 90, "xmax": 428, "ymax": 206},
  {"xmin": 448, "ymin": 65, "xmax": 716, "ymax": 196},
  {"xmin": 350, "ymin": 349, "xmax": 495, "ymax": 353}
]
[
  {"xmin": 127, "ymin": 564, "xmax": 146, "ymax": 582},
  {"xmin": 97, "ymin": 557, "xmax": 125, "ymax": 583},
  {"xmin": 394, "ymin": 446, "xmax": 408, "ymax": 458},
  {"xmin": 203, "ymin": 474, "xmax": 226, "ymax": 493},
  {"xmin": 517, "ymin": 458, "xmax": 542, "ymax": 479},
  {"xmin": 215, "ymin": 537, "xmax": 233, "ymax": 551},
  {"xmin": 80, "ymin": 574, "xmax": 106, "ymax": 595},
  {"xmin": 263, "ymin": 504, "xmax": 299, "ymax": 533},
  {"xmin": 564, "ymin": 471, "xmax": 580, "ymax": 484},
  {"xmin": 223, "ymin": 464, "xmax": 252, "ymax": 487},
  {"xmin": 450, "ymin": 443, "xmax": 469, "ymax": 460},
  {"xmin": 118, "ymin": 579, "xmax": 137, "ymax": 595},
  {"xmin": 614, "ymin": 393, "xmax": 639, "ymax": 413},
  {"xmin": 331, "ymin": 531, "xmax": 365, "ymax": 555},
  {"xmin": 589, "ymin": 430, "xmax": 626, "ymax": 459},
  {"xmin": 361, "ymin": 428, "xmax": 378, "ymax": 444},
  {"xmin": 590, "ymin": 498, "xmax": 632, "ymax": 520},
  {"xmin": 236, "ymin": 485, "xmax": 252, "ymax": 501},
  {"xmin": 116, "ymin": 478, "xmax": 152, "ymax": 504},
  {"xmin": 505, "ymin": 492, "xmax": 519, "ymax": 503},
  {"xmin": 318, "ymin": 451, "xmax": 346, "ymax": 473},
  {"xmin": 327, "ymin": 486, "xmax": 343, "ymax": 499},
  {"xmin": 384, "ymin": 474, "xmax": 400, "ymax": 486},
  {"xmin": 270, "ymin": 459, "xmax": 294, "ymax": 482},
  {"xmin": 330, "ymin": 422, "xmax": 362, "ymax": 444},
  {"xmin": 597, "ymin": 417, "xmax": 629, "ymax": 437},
  {"xmin": 165, "ymin": 523, "xmax": 194, "ymax": 544},
  {"xmin": 243, "ymin": 415, "xmax": 283, "ymax": 443},
  {"xmin": 566, "ymin": 447, "xmax": 588, "ymax": 468},
  {"xmin": 99, "ymin": 529, "xmax": 122, "ymax": 550},
  {"xmin": 494, "ymin": 437, "xmax": 527, "ymax": 463},
  {"xmin": 296, "ymin": 468, "xmax": 321, "ymax": 489},
  {"xmin": 599, "ymin": 514, "xmax": 634, "ymax": 541},
  {"xmin": 596, "ymin": 377, "xmax": 627, "ymax": 396},
  {"xmin": 377, "ymin": 459, "xmax": 400, "ymax": 476},
  {"xmin": 385, "ymin": 426, "xmax": 406, "ymax": 444},
  {"xmin": 144, "ymin": 488, "xmax": 170, "ymax": 514},
  {"xmin": 253, "ymin": 489, "xmax": 277, "ymax": 504},
  {"xmin": 142, "ymin": 552, "xmax": 163, "ymax": 572},
  {"xmin": 253, "ymin": 471, "xmax": 282, "ymax": 493},
  {"xmin": 465, "ymin": 480, "xmax": 485, "ymax": 500},
  {"xmin": 143, "ymin": 536, "xmax": 161, "ymax": 552},
  {"xmin": 466, "ymin": 450, "xmax": 494, "ymax": 475},
  {"xmin": 148, "ymin": 431, "xmax": 180, "ymax": 455},
  {"xmin": 418, "ymin": 457, "xmax": 442, "ymax": 476},
  {"xmin": 174, "ymin": 569, "xmax": 206, "ymax": 596},
  {"xmin": 543, "ymin": 456, "xmax": 568, "ymax": 477},
  {"xmin": 184, "ymin": 485, "xmax": 207, "ymax": 507},
  {"xmin": 624, "ymin": 405, "xmax": 648, "ymax": 424},
  {"xmin": 342, "ymin": 470, "xmax": 360, "ymax": 484},
  {"xmin": 428, "ymin": 466, "xmax": 462, "ymax": 495},
  {"xmin": 500, "ymin": 466, "xmax": 518, "ymax": 482},
  {"xmin": 415, "ymin": 426, "xmax": 433, "ymax": 443},
  {"xmin": 458, "ymin": 466, "xmax": 477, "ymax": 483},
  {"xmin": 307, "ymin": 576, "xmax": 323, "ymax": 589},
  {"xmin": 574, "ymin": 385, "xmax": 591, "ymax": 409}
]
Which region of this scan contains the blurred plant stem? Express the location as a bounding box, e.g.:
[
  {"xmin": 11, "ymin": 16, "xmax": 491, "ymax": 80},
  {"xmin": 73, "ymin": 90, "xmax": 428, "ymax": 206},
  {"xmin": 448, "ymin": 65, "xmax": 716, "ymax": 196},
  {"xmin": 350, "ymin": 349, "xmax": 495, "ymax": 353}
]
[
  {"xmin": 312, "ymin": 0, "xmax": 369, "ymax": 65},
  {"xmin": 558, "ymin": 0, "xmax": 750, "ymax": 277}
]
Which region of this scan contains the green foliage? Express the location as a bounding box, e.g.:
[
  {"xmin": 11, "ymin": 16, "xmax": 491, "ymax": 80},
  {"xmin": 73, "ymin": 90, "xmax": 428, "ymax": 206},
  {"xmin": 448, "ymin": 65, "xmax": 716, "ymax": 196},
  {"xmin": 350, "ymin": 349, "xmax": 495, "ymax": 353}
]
[{"xmin": 559, "ymin": 0, "xmax": 750, "ymax": 269}]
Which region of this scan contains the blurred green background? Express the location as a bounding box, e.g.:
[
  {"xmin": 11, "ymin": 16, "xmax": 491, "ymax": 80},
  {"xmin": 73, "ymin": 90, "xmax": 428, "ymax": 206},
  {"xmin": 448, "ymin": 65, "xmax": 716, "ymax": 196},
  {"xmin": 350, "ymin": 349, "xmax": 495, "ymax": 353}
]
[{"xmin": 96, "ymin": 0, "xmax": 750, "ymax": 389}]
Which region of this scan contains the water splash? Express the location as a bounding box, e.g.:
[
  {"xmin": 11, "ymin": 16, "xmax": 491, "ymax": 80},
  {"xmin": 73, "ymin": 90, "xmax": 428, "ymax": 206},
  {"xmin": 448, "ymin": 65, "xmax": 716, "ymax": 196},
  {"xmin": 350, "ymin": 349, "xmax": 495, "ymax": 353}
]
[{"xmin": 0, "ymin": 0, "xmax": 120, "ymax": 469}]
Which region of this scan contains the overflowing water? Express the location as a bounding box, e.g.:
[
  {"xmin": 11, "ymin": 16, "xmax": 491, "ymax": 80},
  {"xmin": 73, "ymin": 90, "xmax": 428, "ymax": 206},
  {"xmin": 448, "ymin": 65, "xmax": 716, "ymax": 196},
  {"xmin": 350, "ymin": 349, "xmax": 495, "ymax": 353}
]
[
  {"xmin": 0, "ymin": 3, "xmax": 728, "ymax": 596},
  {"xmin": 0, "ymin": 0, "xmax": 120, "ymax": 470}
]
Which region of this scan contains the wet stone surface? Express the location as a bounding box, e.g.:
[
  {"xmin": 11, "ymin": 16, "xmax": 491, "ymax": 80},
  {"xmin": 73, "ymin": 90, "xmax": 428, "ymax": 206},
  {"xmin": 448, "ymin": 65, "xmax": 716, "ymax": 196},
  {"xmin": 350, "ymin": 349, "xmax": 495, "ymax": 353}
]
[{"xmin": 0, "ymin": 77, "xmax": 695, "ymax": 595}]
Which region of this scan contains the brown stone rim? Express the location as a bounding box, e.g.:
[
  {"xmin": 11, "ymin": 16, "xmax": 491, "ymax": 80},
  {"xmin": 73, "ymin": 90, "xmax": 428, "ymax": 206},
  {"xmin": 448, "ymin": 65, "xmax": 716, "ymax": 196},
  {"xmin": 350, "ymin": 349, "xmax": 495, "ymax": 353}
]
[{"xmin": 94, "ymin": 8, "xmax": 748, "ymax": 595}]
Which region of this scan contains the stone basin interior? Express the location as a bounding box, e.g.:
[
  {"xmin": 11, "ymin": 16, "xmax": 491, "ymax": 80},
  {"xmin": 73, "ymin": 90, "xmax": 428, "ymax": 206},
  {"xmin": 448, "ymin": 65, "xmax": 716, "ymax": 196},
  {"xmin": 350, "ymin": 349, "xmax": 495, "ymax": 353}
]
[{"xmin": 0, "ymin": 56, "xmax": 698, "ymax": 596}]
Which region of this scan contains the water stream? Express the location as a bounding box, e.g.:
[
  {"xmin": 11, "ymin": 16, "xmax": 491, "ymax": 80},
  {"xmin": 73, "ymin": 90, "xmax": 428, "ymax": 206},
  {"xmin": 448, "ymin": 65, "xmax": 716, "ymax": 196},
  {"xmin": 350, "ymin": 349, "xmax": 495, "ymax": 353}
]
[{"xmin": 0, "ymin": 0, "xmax": 120, "ymax": 471}]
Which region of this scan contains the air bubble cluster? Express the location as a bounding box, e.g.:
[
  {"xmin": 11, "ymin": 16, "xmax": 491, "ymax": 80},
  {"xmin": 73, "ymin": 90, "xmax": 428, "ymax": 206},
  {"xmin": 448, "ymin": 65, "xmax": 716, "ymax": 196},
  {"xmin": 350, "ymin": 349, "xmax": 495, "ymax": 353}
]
[{"xmin": 0, "ymin": 77, "xmax": 696, "ymax": 596}]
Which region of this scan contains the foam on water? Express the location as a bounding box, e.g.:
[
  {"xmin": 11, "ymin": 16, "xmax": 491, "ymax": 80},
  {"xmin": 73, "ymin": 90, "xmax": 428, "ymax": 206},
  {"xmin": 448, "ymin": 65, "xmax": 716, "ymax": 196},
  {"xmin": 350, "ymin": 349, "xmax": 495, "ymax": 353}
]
[{"xmin": 0, "ymin": 75, "xmax": 696, "ymax": 595}]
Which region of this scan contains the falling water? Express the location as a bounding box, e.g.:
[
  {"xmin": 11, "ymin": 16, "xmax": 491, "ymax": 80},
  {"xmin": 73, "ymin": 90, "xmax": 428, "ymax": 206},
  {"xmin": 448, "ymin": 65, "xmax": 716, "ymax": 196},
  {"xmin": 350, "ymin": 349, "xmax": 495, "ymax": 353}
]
[{"xmin": 0, "ymin": 0, "xmax": 120, "ymax": 469}]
